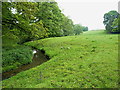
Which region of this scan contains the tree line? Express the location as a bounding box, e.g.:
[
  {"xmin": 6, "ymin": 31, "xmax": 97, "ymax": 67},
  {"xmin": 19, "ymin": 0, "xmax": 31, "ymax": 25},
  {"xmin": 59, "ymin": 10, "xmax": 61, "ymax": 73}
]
[{"xmin": 2, "ymin": 1, "xmax": 88, "ymax": 46}]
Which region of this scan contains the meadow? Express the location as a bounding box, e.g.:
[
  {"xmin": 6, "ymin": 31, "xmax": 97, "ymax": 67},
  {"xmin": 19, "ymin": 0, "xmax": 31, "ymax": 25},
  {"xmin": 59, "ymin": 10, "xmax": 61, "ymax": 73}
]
[{"xmin": 2, "ymin": 30, "xmax": 119, "ymax": 88}]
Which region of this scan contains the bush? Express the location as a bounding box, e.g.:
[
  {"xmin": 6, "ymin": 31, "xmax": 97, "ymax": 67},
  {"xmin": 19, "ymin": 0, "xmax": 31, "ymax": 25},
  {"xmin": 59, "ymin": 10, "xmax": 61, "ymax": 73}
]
[{"xmin": 2, "ymin": 46, "xmax": 33, "ymax": 72}]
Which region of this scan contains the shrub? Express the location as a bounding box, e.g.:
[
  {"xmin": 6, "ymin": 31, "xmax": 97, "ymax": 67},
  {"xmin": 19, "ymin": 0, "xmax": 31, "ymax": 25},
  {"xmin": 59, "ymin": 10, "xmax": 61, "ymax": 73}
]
[{"xmin": 2, "ymin": 46, "xmax": 33, "ymax": 72}]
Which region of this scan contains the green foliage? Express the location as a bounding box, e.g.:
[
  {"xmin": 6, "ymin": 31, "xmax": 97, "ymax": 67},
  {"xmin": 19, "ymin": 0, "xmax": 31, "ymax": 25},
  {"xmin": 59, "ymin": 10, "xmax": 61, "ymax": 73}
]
[
  {"xmin": 103, "ymin": 10, "xmax": 120, "ymax": 33},
  {"xmin": 2, "ymin": 30, "xmax": 20, "ymax": 48},
  {"xmin": 83, "ymin": 26, "xmax": 88, "ymax": 32},
  {"xmin": 2, "ymin": 46, "xmax": 33, "ymax": 72},
  {"xmin": 73, "ymin": 24, "xmax": 83, "ymax": 35},
  {"xmin": 73, "ymin": 24, "xmax": 88, "ymax": 35},
  {"xmin": 36, "ymin": 2, "xmax": 75, "ymax": 37},
  {"xmin": 2, "ymin": 30, "xmax": 118, "ymax": 88},
  {"xmin": 30, "ymin": 20, "xmax": 48, "ymax": 39},
  {"xmin": 2, "ymin": 2, "xmax": 77, "ymax": 46},
  {"xmin": 111, "ymin": 16, "xmax": 120, "ymax": 33},
  {"xmin": 61, "ymin": 16, "xmax": 74, "ymax": 36},
  {"xmin": 2, "ymin": 2, "xmax": 39, "ymax": 44}
]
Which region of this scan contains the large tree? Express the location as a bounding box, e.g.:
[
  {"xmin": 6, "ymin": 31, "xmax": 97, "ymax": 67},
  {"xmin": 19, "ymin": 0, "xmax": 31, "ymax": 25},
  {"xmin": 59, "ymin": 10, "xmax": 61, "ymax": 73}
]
[
  {"xmin": 36, "ymin": 2, "xmax": 64, "ymax": 37},
  {"xmin": 2, "ymin": 1, "xmax": 65, "ymax": 45},
  {"xmin": 103, "ymin": 10, "xmax": 120, "ymax": 33},
  {"xmin": 2, "ymin": 2, "xmax": 48, "ymax": 45}
]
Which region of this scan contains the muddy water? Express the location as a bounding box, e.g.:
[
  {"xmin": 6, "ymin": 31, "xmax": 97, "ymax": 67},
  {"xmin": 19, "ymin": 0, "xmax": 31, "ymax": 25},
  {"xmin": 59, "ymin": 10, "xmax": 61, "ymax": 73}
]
[{"xmin": 2, "ymin": 49, "xmax": 49, "ymax": 80}]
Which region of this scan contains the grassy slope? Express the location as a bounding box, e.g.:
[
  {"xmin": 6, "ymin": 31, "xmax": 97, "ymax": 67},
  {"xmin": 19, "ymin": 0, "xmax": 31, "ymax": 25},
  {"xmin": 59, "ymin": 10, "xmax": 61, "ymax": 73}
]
[{"xmin": 2, "ymin": 30, "xmax": 118, "ymax": 88}]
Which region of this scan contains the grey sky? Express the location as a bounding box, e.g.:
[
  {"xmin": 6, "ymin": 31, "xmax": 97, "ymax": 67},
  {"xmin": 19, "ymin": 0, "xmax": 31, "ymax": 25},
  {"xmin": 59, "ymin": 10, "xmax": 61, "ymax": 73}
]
[{"xmin": 56, "ymin": 0, "xmax": 118, "ymax": 30}]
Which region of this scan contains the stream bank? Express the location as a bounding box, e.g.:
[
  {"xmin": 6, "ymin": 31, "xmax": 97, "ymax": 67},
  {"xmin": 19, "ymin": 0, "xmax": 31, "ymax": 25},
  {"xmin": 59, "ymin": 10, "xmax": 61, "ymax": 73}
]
[{"xmin": 2, "ymin": 49, "xmax": 50, "ymax": 80}]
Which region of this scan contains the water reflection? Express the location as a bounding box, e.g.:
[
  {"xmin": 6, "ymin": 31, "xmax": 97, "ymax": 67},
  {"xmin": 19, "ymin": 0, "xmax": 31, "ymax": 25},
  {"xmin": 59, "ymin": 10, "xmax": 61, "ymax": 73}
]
[{"xmin": 33, "ymin": 50, "xmax": 37, "ymax": 54}]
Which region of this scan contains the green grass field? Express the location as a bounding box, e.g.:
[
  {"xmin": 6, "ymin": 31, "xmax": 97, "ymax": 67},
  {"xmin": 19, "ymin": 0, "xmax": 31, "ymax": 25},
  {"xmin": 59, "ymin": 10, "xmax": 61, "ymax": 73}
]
[{"xmin": 2, "ymin": 30, "xmax": 119, "ymax": 88}]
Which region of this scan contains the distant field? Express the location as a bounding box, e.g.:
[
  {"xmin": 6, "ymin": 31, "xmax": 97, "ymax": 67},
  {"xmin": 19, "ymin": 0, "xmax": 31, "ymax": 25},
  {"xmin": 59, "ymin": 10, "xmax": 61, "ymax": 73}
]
[{"xmin": 2, "ymin": 30, "xmax": 119, "ymax": 88}]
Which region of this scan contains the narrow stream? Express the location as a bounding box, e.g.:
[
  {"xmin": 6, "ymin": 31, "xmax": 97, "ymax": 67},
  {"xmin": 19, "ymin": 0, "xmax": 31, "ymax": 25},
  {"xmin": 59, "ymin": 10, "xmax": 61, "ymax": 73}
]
[{"xmin": 2, "ymin": 49, "xmax": 49, "ymax": 80}]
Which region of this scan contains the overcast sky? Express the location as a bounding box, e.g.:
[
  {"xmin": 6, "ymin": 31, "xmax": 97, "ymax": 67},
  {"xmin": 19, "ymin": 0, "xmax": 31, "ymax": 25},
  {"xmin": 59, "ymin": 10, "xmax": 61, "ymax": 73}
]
[{"xmin": 56, "ymin": 0, "xmax": 119, "ymax": 30}]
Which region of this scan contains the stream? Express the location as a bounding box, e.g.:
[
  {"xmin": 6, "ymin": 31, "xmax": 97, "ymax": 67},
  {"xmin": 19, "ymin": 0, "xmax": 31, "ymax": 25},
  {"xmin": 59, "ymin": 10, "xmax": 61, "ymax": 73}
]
[{"xmin": 2, "ymin": 49, "xmax": 49, "ymax": 80}]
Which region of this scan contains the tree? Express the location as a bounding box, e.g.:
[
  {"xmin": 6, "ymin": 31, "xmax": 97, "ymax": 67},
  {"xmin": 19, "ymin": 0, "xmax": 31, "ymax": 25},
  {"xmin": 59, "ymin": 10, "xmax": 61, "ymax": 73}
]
[
  {"xmin": 111, "ymin": 15, "xmax": 120, "ymax": 33},
  {"xmin": 2, "ymin": 2, "xmax": 48, "ymax": 45},
  {"xmin": 83, "ymin": 26, "xmax": 88, "ymax": 32},
  {"xmin": 103, "ymin": 10, "xmax": 120, "ymax": 33},
  {"xmin": 36, "ymin": 2, "xmax": 64, "ymax": 37},
  {"xmin": 2, "ymin": 2, "xmax": 20, "ymax": 47},
  {"xmin": 61, "ymin": 16, "xmax": 74, "ymax": 36},
  {"xmin": 73, "ymin": 24, "xmax": 83, "ymax": 35}
]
